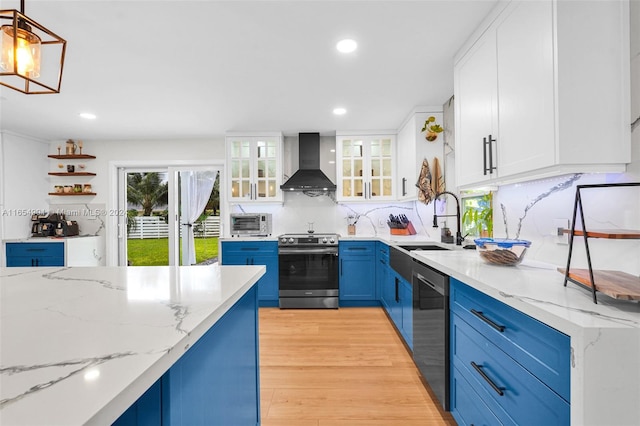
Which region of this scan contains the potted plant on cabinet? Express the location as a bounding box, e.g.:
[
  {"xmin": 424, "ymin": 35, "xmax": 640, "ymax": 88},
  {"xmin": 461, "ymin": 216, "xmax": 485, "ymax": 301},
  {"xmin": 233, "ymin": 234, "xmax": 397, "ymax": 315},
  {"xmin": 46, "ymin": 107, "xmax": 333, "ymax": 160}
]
[{"xmin": 421, "ymin": 116, "xmax": 444, "ymax": 141}]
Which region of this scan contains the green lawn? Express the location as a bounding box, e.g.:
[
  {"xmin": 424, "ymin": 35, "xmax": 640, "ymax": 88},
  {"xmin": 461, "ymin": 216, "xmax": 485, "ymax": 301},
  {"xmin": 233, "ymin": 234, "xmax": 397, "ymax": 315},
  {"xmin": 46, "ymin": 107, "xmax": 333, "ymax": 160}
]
[{"xmin": 127, "ymin": 238, "xmax": 219, "ymax": 266}]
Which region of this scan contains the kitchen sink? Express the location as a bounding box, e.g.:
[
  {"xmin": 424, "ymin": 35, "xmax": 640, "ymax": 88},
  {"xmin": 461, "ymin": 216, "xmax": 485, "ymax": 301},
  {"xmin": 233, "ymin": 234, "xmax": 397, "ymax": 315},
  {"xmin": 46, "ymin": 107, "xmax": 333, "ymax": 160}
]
[{"xmin": 397, "ymin": 245, "xmax": 450, "ymax": 251}]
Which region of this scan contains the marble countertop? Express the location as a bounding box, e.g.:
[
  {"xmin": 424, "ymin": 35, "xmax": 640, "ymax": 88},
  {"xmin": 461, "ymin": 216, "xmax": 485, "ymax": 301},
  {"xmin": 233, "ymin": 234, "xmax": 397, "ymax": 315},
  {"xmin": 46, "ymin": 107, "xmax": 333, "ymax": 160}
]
[
  {"xmin": 0, "ymin": 264, "xmax": 265, "ymax": 426},
  {"xmin": 409, "ymin": 249, "xmax": 639, "ymax": 333},
  {"xmin": 3, "ymin": 235, "xmax": 102, "ymax": 243}
]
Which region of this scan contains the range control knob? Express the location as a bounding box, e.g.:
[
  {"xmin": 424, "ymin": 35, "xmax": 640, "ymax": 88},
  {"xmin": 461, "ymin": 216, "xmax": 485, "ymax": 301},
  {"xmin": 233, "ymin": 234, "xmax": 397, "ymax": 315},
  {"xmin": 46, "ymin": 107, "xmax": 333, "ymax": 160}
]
[
  {"xmin": 329, "ymin": 237, "xmax": 335, "ymax": 244},
  {"xmin": 322, "ymin": 237, "xmax": 328, "ymax": 244},
  {"xmin": 280, "ymin": 237, "xmax": 288, "ymax": 244},
  {"xmin": 288, "ymin": 237, "xmax": 294, "ymax": 244}
]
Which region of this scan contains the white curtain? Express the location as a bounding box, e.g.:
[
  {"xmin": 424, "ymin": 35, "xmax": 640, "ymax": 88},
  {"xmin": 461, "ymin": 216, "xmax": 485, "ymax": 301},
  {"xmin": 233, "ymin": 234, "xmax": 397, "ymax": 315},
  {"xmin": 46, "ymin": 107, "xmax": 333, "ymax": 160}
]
[{"xmin": 181, "ymin": 170, "xmax": 218, "ymax": 265}]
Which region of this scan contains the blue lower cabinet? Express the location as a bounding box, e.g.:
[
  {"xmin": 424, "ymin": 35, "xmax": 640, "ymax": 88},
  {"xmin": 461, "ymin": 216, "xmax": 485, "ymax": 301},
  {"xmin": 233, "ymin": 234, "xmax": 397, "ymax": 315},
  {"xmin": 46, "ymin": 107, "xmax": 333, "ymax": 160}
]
[
  {"xmin": 451, "ymin": 365, "xmax": 502, "ymax": 426},
  {"xmin": 399, "ymin": 277, "xmax": 413, "ymax": 349},
  {"xmin": 451, "ymin": 311, "xmax": 569, "ymax": 425},
  {"xmin": 6, "ymin": 242, "xmax": 64, "ymax": 267},
  {"xmin": 221, "ymin": 241, "xmax": 279, "ymax": 307},
  {"xmin": 113, "ymin": 286, "xmax": 260, "ymax": 426},
  {"xmin": 339, "ymin": 241, "xmax": 377, "ymax": 305}
]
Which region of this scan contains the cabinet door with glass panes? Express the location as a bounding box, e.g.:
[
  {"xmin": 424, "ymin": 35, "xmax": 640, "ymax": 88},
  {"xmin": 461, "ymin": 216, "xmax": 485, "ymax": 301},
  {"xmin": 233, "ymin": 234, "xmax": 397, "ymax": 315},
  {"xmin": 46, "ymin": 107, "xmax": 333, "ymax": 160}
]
[
  {"xmin": 336, "ymin": 134, "xmax": 395, "ymax": 202},
  {"xmin": 226, "ymin": 133, "xmax": 283, "ymax": 203}
]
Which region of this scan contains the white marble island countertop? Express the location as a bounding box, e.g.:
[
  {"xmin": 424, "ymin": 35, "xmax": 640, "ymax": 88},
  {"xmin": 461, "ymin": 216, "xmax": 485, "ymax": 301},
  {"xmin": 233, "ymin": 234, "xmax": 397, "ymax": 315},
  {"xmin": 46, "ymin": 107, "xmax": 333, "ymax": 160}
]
[{"xmin": 0, "ymin": 265, "xmax": 265, "ymax": 426}]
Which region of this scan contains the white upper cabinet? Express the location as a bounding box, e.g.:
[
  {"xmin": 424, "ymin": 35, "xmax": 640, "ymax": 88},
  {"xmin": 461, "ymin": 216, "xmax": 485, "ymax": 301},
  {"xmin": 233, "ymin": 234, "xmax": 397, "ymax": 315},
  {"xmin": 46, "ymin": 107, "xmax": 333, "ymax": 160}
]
[
  {"xmin": 454, "ymin": 0, "xmax": 631, "ymax": 188},
  {"xmin": 396, "ymin": 108, "xmax": 444, "ymax": 201},
  {"xmin": 226, "ymin": 132, "xmax": 283, "ymax": 203},
  {"xmin": 336, "ymin": 132, "xmax": 396, "ymax": 202}
]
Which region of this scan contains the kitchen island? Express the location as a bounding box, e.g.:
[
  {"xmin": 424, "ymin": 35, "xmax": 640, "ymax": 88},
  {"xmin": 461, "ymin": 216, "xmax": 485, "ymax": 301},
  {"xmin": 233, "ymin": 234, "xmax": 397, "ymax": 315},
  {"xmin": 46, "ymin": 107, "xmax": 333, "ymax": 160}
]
[
  {"xmin": 409, "ymin": 248, "xmax": 640, "ymax": 426},
  {"xmin": 0, "ymin": 264, "xmax": 265, "ymax": 425}
]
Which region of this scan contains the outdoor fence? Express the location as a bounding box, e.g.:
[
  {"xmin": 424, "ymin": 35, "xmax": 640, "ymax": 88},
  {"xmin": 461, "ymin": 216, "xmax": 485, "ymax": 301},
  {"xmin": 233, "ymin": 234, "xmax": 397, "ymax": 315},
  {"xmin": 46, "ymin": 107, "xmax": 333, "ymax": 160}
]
[{"xmin": 128, "ymin": 216, "xmax": 220, "ymax": 239}]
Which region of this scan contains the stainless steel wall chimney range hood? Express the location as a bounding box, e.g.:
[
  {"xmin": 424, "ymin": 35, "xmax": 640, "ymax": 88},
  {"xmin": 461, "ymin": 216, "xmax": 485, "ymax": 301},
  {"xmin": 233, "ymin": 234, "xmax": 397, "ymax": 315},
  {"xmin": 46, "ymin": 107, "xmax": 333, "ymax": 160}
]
[{"xmin": 280, "ymin": 133, "xmax": 337, "ymax": 191}]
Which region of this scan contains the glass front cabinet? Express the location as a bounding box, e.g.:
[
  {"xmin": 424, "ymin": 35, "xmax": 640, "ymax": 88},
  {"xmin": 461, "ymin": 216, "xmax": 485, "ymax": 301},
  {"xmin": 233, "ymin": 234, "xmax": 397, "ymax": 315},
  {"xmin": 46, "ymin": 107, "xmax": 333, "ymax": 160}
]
[
  {"xmin": 226, "ymin": 133, "xmax": 283, "ymax": 203},
  {"xmin": 336, "ymin": 133, "xmax": 395, "ymax": 202}
]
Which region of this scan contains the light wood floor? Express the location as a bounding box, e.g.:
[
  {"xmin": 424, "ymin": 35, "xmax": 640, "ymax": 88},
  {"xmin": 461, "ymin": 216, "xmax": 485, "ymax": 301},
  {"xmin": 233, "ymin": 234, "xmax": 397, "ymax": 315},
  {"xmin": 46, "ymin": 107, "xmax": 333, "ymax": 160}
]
[{"xmin": 259, "ymin": 307, "xmax": 456, "ymax": 426}]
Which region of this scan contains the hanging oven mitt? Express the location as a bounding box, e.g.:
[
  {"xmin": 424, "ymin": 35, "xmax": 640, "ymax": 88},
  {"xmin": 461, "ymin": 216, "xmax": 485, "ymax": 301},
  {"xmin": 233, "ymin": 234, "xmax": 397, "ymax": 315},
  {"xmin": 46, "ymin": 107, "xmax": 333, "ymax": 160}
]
[{"xmin": 416, "ymin": 158, "xmax": 435, "ymax": 204}]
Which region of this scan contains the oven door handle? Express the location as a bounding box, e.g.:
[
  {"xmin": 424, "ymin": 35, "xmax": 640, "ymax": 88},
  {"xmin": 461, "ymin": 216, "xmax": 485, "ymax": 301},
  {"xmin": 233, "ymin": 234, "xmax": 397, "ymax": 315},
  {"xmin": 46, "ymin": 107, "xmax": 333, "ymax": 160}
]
[{"xmin": 278, "ymin": 248, "xmax": 339, "ymax": 255}]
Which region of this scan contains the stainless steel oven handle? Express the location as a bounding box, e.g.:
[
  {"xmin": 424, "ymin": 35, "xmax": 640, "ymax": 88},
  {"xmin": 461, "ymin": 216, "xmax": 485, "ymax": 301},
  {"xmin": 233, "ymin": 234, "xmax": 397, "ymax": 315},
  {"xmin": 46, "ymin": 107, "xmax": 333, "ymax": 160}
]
[{"xmin": 278, "ymin": 248, "xmax": 338, "ymax": 255}]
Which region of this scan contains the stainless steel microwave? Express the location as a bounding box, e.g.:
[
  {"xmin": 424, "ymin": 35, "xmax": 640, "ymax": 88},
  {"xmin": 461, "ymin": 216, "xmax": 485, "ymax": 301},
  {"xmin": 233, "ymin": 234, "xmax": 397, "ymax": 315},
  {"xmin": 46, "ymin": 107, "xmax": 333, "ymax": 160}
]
[{"xmin": 230, "ymin": 213, "xmax": 272, "ymax": 236}]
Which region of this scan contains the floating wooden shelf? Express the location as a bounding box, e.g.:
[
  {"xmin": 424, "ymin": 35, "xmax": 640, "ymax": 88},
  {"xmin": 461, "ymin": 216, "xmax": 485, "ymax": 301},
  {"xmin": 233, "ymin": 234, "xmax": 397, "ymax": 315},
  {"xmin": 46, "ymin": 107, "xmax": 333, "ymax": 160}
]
[
  {"xmin": 564, "ymin": 229, "xmax": 640, "ymax": 239},
  {"xmin": 558, "ymin": 268, "xmax": 640, "ymax": 301},
  {"xmin": 48, "ymin": 192, "xmax": 97, "ymax": 196},
  {"xmin": 48, "ymin": 172, "xmax": 96, "ymax": 176},
  {"xmin": 48, "ymin": 154, "xmax": 96, "ymax": 159}
]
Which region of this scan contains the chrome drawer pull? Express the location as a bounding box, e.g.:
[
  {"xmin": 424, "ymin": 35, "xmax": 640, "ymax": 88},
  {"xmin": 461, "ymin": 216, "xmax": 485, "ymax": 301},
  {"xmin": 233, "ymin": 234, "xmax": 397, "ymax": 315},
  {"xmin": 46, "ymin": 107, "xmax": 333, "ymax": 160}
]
[
  {"xmin": 471, "ymin": 362, "xmax": 504, "ymax": 396},
  {"xmin": 470, "ymin": 309, "xmax": 506, "ymax": 332}
]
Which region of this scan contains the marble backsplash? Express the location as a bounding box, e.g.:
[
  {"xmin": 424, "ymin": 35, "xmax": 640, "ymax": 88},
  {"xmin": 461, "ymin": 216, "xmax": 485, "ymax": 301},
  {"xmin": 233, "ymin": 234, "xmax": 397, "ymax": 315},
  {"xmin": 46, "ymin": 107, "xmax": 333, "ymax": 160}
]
[{"xmin": 232, "ymin": 172, "xmax": 639, "ymax": 276}]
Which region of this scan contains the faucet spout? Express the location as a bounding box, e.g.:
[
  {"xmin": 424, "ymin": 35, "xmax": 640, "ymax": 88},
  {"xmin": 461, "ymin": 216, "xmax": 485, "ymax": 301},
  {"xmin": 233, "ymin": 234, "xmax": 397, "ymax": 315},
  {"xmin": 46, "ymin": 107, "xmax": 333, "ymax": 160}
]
[{"xmin": 433, "ymin": 191, "xmax": 464, "ymax": 245}]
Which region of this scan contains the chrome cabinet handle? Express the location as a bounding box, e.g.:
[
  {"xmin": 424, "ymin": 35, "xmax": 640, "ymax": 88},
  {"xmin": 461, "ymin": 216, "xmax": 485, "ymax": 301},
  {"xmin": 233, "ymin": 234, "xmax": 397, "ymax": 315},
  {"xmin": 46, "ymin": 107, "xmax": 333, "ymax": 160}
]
[
  {"xmin": 471, "ymin": 362, "xmax": 504, "ymax": 396},
  {"xmin": 470, "ymin": 309, "xmax": 505, "ymax": 332}
]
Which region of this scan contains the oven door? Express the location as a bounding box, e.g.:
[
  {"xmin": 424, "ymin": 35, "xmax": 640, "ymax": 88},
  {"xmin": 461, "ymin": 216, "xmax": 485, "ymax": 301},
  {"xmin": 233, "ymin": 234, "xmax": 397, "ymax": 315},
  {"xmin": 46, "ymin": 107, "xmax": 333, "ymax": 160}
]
[{"xmin": 278, "ymin": 248, "xmax": 339, "ymax": 294}]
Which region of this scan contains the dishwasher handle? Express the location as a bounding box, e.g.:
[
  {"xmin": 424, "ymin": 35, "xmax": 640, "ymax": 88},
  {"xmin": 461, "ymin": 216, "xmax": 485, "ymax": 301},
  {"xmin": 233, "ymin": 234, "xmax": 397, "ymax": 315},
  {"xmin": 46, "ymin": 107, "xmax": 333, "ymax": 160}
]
[{"xmin": 414, "ymin": 272, "xmax": 445, "ymax": 296}]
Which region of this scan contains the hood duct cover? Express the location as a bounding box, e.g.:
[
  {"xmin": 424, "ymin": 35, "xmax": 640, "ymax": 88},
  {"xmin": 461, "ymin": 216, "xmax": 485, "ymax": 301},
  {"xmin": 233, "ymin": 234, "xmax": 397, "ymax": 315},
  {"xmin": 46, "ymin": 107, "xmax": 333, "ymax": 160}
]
[{"xmin": 280, "ymin": 133, "xmax": 337, "ymax": 191}]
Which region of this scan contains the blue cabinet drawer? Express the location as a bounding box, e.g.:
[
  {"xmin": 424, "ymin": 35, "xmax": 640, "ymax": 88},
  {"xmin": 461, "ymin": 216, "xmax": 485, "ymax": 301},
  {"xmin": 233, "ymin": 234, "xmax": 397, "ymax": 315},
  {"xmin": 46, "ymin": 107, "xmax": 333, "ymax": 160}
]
[
  {"xmin": 450, "ymin": 278, "xmax": 570, "ymax": 401},
  {"xmin": 6, "ymin": 242, "xmax": 64, "ymax": 257},
  {"xmin": 339, "ymin": 241, "xmax": 375, "ymax": 255},
  {"xmin": 451, "ymin": 365, "xmax": 503, "ymax": 426},
  {"xmin": 221, "ymin": 241, "xmax": 277, "ymax": 254},
  {"xmin": 452, "ymin": 313, "xmax": 570, "ymax": 426},
  {"xmin": 376, "ymin": 242, "xmax": 389, "ymax": 263}
]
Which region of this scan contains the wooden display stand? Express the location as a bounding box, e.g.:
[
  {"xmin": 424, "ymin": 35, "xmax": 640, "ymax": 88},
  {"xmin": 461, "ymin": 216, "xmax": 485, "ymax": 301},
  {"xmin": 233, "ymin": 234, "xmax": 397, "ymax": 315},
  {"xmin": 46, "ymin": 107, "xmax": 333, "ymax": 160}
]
[{"xmin": 560, "ymin": 183, "xmax": 640, "ymax": 303}]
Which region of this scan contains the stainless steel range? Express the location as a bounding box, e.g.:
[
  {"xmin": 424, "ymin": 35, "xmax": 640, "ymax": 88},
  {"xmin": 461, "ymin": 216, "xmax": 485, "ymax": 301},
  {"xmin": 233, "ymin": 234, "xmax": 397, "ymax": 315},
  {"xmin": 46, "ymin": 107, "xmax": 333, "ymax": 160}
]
[{"xmin": 278, "ymin": 233, "xmax": 339, "ymax": 309}]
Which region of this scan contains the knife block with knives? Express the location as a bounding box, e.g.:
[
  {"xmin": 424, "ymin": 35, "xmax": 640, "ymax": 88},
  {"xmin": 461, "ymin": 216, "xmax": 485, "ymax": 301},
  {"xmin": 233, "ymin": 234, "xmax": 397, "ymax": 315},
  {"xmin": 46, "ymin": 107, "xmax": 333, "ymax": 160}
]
[{"xmin": 387, "ymin": 214, "xmax": 417, "ymax": 235}]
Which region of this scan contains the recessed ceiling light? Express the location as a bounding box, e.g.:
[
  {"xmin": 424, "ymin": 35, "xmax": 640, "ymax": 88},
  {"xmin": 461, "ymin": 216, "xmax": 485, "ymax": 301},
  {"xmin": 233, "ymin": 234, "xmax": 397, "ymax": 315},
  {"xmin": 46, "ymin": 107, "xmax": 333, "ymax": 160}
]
[
  {"xmin": 79, "ymin": 112, "xmax": 96, "ymax": 120},
  {"xmin": 333, "ymin": 107, "xmax": 347, "ymax": 115},
  {"xmin": 336, "ymin": 39, "xmax": 357, "ymax": 53}
]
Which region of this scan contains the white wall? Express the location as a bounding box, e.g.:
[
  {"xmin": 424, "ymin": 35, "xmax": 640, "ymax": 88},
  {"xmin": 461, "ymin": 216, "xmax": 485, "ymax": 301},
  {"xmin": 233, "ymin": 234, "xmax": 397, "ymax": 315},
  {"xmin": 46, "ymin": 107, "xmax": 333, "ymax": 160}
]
[{"xmin": 0, "ymin": 132, "xmax": 49, "ymax": 241}]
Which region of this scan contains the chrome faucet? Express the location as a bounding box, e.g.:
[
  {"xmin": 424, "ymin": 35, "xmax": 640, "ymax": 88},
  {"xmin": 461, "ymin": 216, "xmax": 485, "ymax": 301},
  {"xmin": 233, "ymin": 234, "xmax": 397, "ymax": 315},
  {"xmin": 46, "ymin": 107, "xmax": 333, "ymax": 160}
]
[{"xmin": 432, "ymin": 191, "xmax": 464, "ymax": 246}]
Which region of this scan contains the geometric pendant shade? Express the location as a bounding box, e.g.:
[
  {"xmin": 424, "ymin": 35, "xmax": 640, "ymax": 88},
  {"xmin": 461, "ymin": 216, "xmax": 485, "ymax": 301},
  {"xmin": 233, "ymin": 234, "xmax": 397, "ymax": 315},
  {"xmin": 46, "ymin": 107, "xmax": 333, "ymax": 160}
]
[{"xmin": 0, "ymin": 2, "xmax": 66, "ymax": 94}]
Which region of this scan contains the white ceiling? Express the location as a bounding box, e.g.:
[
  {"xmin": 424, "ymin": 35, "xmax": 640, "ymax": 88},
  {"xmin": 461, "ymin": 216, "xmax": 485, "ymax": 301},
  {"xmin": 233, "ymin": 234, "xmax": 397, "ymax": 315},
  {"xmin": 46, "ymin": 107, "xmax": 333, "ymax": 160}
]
[{"xmin": 0, "ymin": 0, "xmax": 497, "ymax": 141}]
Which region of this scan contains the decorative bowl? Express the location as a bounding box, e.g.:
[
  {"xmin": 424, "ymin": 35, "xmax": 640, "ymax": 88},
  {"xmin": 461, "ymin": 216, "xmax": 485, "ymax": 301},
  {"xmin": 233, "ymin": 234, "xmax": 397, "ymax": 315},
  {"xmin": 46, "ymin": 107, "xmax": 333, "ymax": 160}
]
[{"xmin": 474, "ymin": 238, "xmax": 531, "ymax": 266}]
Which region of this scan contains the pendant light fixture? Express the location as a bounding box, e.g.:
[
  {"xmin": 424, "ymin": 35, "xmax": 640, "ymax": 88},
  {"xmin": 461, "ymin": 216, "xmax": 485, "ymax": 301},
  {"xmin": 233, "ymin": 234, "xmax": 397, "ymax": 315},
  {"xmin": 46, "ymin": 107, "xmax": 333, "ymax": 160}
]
[{"xmin": 0, "ymin": 0, "xmax": 66, "ymax": 94}]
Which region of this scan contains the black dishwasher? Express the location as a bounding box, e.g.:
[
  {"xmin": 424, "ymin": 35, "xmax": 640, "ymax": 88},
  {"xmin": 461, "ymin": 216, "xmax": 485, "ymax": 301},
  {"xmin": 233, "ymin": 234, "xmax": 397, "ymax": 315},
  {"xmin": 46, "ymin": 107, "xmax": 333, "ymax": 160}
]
[
  {"xmin": 389, "ymin": 247, "xmax": 450, "ymax": 411},
  {"xmin": 412, "ymin": 258, "xmax": 449, "ymax": 411}
]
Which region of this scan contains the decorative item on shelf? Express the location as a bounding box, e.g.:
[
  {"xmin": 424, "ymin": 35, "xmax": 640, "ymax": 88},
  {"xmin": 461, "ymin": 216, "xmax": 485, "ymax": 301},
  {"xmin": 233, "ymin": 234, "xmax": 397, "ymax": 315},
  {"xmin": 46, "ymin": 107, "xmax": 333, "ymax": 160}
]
[
  {"xmin": 421, "ymin": 116, "xmax": 444, "ymax": 142},
  {"xmin": 65, "ymin": 140, "xmax": 77, "ymax": 155},
  {"xmin": 54, "ymin": 185, "xmax": 63, "ymax": 193},
  {"xmin": 67, "ymin": 164, "xmax": 74, "ymax": 173},
  {"xmin": 0, "ymin": 0, "xmax": 67, "ymax": 94},
  {"xmin": 83, "ymin": 184, "xmax": 92, "ymax": 193},
  {"xmin": 57, "ymin": 145, "xmax": 61, "ymax": 155},
  {"xmin": 77, "ymin": 140, "xmax": 83, "ymax": 155},
  {"xmin": 57, "ymin": 163, "xmax": 64, "ymax": 169},
  {"xmin": 63, "ymin": 185, "xmax": 72, "ymax": 193},
  {"xmin": 73, "ymin": 184, "xmax": 82, "ymax": 193},
  {"xmin": 77, "ymin": 163, "xmax": 85, "ymax": 170}
]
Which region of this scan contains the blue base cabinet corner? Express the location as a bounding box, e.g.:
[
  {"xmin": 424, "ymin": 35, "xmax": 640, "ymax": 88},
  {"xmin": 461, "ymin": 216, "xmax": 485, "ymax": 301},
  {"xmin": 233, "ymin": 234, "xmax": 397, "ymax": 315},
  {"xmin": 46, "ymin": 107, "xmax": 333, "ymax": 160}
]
[
  {"xmin": 6, "ymin": 242, "xmax": 64, "ymax": 267},
  {"xmin": 221, "ymin": 241, "xmax": 279, "ymax": 307},
  {"xmin": 450, "ymin": 278, "xmax": 570, "ymax": 426},
  {"xmin": 339, "ymin": 241, "xmax": 377, "ymax": 305},
  {"xmin": 113, "ymin": 285, "xmax": 260, "ymax": 426}
]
